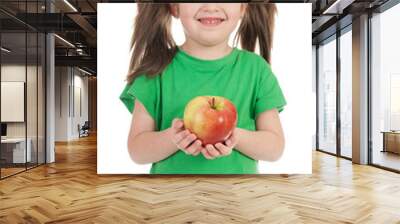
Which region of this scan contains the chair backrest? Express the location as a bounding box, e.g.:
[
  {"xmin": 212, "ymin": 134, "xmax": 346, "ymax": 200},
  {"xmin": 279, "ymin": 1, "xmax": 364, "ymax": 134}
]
[{"xmin": 82, "ymin": 121, "xmax": 90, "ymax": 129}]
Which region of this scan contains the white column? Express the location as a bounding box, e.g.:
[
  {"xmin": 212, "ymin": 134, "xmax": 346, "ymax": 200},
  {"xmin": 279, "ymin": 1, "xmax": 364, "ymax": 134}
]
[
  {"xmin": 46, "ymin": 1, "xmax": 55, "ymax": 163},
  {"xmin": 46, "ymin": 33, "xmax": 55, "ymax": 163},
  {"xmin": 352, "ymin": 14, "xmax": 369, "ymax": 164}
]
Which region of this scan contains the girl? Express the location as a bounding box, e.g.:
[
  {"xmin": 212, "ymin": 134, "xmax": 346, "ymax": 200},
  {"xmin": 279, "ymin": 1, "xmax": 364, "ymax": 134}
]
[{"xmin": 120, "ymin": 3, "xmax": 286, "ymax": 174}]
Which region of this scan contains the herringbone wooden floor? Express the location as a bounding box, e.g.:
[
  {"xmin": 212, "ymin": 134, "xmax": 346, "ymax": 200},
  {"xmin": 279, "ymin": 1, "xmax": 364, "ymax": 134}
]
[{"xmin": 1, "ymin": 134, "xmax": 400, "ymax": 224}]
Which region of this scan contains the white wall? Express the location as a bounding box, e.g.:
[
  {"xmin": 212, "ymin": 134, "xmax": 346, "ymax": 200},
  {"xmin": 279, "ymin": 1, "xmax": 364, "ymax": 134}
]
[
  {"xmin": 73, "ymin": 73, "xmax": 89, "ymax": 137},
  {"xmin": 1, "ymin": 65, "xmax": 26, "ymax": 130},
  {"xmin": 1, "ymin": 63, "xmax": 46, "ymax": 163},
  {"xmin": 1, "ymin": 65, "xmax": 29, "ymax": 142},
  {"xmin": 55, "ymin": 67, "xmax": 89, "ymax": 141},
  {"xmin": 1, "ymin": 82, "xmax": 24, "ymax": 122},
  {"xmin": 55, "ymin": 66, "xmax": 69, "ymax": 141},
  {"xmin": 1, "ymin": 65, "xmax": 37, "ymax": 138}
]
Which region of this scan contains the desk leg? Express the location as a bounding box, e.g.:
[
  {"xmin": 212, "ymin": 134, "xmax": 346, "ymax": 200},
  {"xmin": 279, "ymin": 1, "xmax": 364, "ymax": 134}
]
[{"xmin": 382, "ymin": 133, "xmax": 386, "ymax": 153}]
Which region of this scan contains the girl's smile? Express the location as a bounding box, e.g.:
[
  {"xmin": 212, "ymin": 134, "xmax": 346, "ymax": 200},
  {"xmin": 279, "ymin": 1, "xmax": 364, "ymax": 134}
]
[
  {"xmin": 170, "ymin": 3, "xmax": 246, "ymax": 47},
  {"xmin": 197, "ymin": 17, "xmax": 226, "ymax": 27}
]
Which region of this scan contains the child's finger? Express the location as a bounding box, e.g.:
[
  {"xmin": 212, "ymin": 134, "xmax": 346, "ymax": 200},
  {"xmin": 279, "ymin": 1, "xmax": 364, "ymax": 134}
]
[
  {"xmin": 225, "ymin": 132, "xmax": 237, "ymax": 147},
  {"xmin": 192, "ymin": 141, "xmax": 205, "ymax": 156},
  {"xmin": 172, "ymin": 119, "xmax": 184, "ymax": 130},
  {"xmin": 226, "ymin": 130, "xmax": 233, "ymax": 139},
  {"xmin": 192, "ymin": 149, "xmax": 202, "ymax": 156},
  {"xmin": 215, "ymin": 143, "xmax": 231, "ymax": 156},
  {"xmin": 173, "ymin": 129, "xmax": 190, "ymax": 143},
  {"xmin": 177, "ymin": 133, "xmax": 197, "ymax": 150},
  {"xmin": 224, "ymin": 138, "xmax": 235, "ymax": 148},
  {"xmin": 206, "ymin": 144, "xmax": 220, "ymax": 158},
  {"xmin": 193, "ymin": 142, "xmax": 205, "ymax": 156},
  {"xmin": 225, "ymin": 139, "xmax": 232, "ymax": 147},
  {"xmin": 185, "ymin": 140, "xmax": 202, "ymax": 155},
  {"xmin": 201, "ymin": 148, "xmax": 214, "ymax": 159}
]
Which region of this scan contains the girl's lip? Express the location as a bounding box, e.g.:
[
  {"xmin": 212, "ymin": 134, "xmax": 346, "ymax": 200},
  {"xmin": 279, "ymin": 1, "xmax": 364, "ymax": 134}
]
[
  {"xmin": 196, "ymin": 17, "xmax": 226, "ymax": 27},
  {"xmin": 197, "ymin": 17, "xmax": 226, "ymax": 20}
]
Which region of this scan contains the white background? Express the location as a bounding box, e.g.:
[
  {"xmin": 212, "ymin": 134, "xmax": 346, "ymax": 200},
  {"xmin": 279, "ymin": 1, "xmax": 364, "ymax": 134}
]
[{"xmin": 98, "ymin": 3, "xmax": 312, "ymax": 174}]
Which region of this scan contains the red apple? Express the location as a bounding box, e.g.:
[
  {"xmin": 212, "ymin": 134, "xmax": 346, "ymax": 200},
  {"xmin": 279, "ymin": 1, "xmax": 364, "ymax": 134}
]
[{"xmin": 183, "ymin": 96, "xmax": 237, "ymax": 145}]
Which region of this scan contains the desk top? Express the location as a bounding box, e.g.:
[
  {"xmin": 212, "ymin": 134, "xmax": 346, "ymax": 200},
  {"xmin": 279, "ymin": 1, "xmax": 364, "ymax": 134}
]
[
  {"xmin": 1, "ymin": 138, "xmax": 28, "ymax": 143},
  {"xmin": 381, "ymin": 131, "xmax": 400, "ymax": 134}
]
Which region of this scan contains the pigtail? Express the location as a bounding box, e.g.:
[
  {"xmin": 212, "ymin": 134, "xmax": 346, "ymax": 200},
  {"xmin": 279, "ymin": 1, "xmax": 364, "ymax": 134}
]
[
  {"xmin": 234, "ymin": 3, "xmax": 277, "ymax": 64},
  {"xmin": 127, "ymin": 3, "xmax": 177, "ymax": 83}
]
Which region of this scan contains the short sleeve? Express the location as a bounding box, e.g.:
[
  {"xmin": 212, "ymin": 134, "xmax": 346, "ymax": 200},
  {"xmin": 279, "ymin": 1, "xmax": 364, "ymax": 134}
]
[
  {"xmin": 119, "ymin": 74, "xmax": 159, "ymax": 121},
  {"xmin": 254, "ymin": 62, "xmax": 287, "ymax": 119}
]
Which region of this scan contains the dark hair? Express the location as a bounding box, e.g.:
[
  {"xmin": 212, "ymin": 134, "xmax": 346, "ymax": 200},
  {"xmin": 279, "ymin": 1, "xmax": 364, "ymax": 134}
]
[{"xmin": 127, "ymin": 2, "xmax": 277, "ymax": 83}]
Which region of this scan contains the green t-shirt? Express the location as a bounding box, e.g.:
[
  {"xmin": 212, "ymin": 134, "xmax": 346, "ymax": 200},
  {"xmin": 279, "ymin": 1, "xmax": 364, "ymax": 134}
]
[{"xmin": 120, "ymin": 47, "xmax": 286, "ymax": 174}]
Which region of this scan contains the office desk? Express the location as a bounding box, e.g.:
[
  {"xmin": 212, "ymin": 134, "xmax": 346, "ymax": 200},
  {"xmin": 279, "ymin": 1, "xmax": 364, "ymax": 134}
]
[
  {"xmin": 381, "ymin": 131, "xmax": 400, "ymax": 154},
  {"xmin": 1, "ymin": 138, "xmax": 31, "ymax": 163}
]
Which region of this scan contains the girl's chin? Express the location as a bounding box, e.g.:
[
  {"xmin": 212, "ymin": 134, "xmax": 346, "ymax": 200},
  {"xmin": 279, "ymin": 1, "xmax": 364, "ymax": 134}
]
[
  {"xmin": 188, "ymin": 32, "xmax": 230, "ymax": 46},
  {"xmin": 196, "ymin": 39, "xmax": 227, "ymax": 47}
]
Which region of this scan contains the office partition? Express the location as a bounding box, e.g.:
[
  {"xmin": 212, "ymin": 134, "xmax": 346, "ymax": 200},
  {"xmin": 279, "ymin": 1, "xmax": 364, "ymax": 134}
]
[
  {"xmin": 370, "ymin": 2, "xmax": 400, "ymax": 172},
  {"xmin": 0, "ymin": 1, "xmax": 47, "ymax": 179}
]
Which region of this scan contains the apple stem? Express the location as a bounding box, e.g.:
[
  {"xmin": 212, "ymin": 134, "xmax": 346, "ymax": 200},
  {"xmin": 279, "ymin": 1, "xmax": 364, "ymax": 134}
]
[{"xmin": 212, "ymin": 97, "xmax": 215, "ymax": 109}]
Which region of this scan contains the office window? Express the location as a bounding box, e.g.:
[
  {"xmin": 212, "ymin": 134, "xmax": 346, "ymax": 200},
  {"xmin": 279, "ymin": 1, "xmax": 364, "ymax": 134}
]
[
  {"xmin": 38, "ymin": 32, "xmax": 45, "ymax": 165},
  {"xmin": 318, "ymin": 36, "xmax": 337, "ymax": 154},
  {"xmin": 0, "ymin": 1, "xmax": 46, "ymax": 179},
  {"xmin": 27, "ymin": 31, "xmax": 38, "ymax": 169},
  {"xmin": 371, "ymin": 3, "xmax": 400, "ymax": 171},
  {"xmin": 340, "ymin": 29, "xmax": 352, "ymax": 158},
  {"xmin": 1, "ymin": 32, "xmax": 28, "ymax": 178}
]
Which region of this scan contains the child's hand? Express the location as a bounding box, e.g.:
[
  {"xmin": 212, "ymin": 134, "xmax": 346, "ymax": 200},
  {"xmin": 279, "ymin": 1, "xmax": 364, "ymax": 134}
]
[
  {"xmin": 201, "ymin": 129, "xmax": 239, "ymax": 160},
  {"xmin": 170, "ymin": 118, "xmax": 203, "ymax": 156}
]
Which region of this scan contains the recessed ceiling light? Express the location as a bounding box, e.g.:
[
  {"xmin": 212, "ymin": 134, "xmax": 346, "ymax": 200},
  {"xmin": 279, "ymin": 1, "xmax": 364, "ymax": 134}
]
[
  {"xmin": 78, "ymin": 67, "xmax": 93, "ymax": 76},
  {"xmin": 322, "ymin": 0, "xmax": 355, "ymax": 15},
  {"xmin": 54, "ymin": 34, "xmax": 75, "ymax": 48},
  {"xmin": 63, "ymin": 0, "xmax": 78, "ymax": 12},
  {"xmin": 1, "ymin": 47, "xmax": 11, "ymax": 53}
]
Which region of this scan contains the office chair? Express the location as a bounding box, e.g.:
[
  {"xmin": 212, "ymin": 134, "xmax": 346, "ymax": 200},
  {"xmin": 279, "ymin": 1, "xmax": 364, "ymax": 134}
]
[{"xmin": 79, "ymin": 121, "xmax": 90, "ymax": 138}]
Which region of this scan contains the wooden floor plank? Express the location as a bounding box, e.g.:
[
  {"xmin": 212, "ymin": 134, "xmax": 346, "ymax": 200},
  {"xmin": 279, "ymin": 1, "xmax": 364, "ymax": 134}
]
[{"xmin": 0, "ymin": 134, "xmax": 400, "ymax": 223}]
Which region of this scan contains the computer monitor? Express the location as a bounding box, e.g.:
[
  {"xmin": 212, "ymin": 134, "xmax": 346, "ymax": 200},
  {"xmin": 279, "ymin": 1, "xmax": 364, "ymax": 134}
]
[{"xmin": 1, "ymin": 123, "xmax": 7, "ymax": 137}]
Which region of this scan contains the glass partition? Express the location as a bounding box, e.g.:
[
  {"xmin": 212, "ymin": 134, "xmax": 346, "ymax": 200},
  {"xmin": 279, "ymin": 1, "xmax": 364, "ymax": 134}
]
[
  {"xmin": 27, "ymin": 31, "xmax": 38, "ymax": 169},
  {"xmin": 1, "ymin": 31, "xmax": 28, "ymax": 178},
  {"xmin": 339, "ymin": 28, "xmax": 352, "ymax": 158},
  {"xmin": 38, "ymin": 32, "xmax": 45, "ymax": 165},
  {"xmin": 371, "ymin": 3, "xmax": 400, "ymax": 171},
  {"xmin": 0, "ymin": 1, "xmax": 46, "ymax": 179},
  {"xmin": 317, "ymin": 36, "xmax": 337, "ymax": 155}
]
